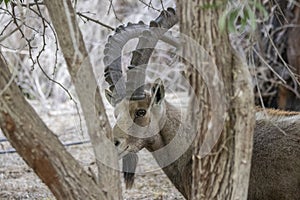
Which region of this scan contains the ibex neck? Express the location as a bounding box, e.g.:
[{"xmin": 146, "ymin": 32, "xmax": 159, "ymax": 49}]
[
  {"xmin": 146, "ymin": 101, "xmax": 180, "ymax": 152},
  {"xmin": 148, "ymin": 101, "xmax": 192, "ymax": 199}
]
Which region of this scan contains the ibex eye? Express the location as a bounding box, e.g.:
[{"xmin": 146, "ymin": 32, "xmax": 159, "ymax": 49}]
[{"xmin": 135, "ymin": 109, "xmax": 146, "ymax": 118}]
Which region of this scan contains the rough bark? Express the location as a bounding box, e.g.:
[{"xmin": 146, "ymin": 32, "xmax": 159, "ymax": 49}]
[
  {"xmin": 0, "ymin": 56, "xmax": 106, "ymax": 199},
  {"xmin": 177, "ymin": 1, "xmax": 255, "ymax": 199},
  {"xmin": 43, "ymin": 1, "xmax": 121, "ymax": 199}
]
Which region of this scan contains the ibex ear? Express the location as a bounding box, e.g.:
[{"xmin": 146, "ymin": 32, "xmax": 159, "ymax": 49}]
[
  {"xmin": 151, "ymin": 78, "xmax": 165, "ymax": 105},
  {"xmin": 105, "ymin": 89, "xmax": 114, "ymax": 106}
]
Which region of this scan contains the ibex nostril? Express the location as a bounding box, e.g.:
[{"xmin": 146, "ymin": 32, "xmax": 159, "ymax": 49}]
[{"xmin": 114, "ymin": 140, "xmax": 120, "ymax": 147}]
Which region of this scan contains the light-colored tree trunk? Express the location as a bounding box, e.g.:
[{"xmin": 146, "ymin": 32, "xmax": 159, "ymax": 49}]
[
  {"xmin": 43, "ymin": 1, "xmax": 121, "ymax": 199},
  {"xmin": 177, "ymin": 1, "xmax": 255, "ymax": 199},
  {"xmin": 0, "ymin": 56, "xmax": 106, "ymax": 199}
]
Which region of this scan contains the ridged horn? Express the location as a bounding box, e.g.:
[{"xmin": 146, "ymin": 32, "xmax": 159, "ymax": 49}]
[
  {"xmin": 126, "ymin": 7, "xmax": 178, "ymax": 100},
  {"xmin": 104, "ymin": 22, "xmax": 149, "ymax": 105}
]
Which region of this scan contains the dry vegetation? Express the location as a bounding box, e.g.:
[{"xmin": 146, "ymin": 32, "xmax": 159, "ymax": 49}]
[{"xmin": 1, "ymin": 0, "xmax": 299, "ymax": 199}]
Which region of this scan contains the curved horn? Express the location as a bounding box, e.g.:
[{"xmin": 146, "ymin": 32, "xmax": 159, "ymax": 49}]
[
  {"xmin": 104, "ymin": 22, "xmax": 149, "ymax": 105},
  {"xmin": 126, "ymin": 7, "xmax": 178, "ymax": 100}
]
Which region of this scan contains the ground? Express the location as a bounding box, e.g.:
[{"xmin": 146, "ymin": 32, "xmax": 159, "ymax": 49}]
[{"xmin": 0, "ymin": 96, "xmax": 186, "ymax": 200}]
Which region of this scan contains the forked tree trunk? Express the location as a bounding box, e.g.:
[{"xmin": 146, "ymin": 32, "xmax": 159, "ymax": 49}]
[
  {"xmin": 0, "ymin": 0, "xmax": 121, "ymax": 199},
  {"xmin": 177, "ymin": 1, "xmax": 255, "ymax": 199},
  {"xmin": 0, "ymin": 57, "xmax": 106, "ymax": 199}
]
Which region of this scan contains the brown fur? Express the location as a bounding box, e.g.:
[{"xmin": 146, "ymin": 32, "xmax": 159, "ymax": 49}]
[
  {"xmin": 248, "ymin": 115, "xmax": 300, "ymax": 200},
  {"xmin": 112, "ymin": 92, "xmax": 300, "ymax": 199}
]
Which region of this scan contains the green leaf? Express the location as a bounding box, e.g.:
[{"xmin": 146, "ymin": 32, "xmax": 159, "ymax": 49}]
[
  {"xmin": 228, "ymin": 9, "xmax": 239, "ymax": 32},
  {"xmin": 228, "ymin": 19, "xmax": 236, "ymax": 33},
  {"xmin": 0, "ymin": 0, "xmax": 3, "ymax": 5},
  {"xmin": 218, "ymin": 11, "xmax": 228, "ymax": 32},
  {"xmin": 246, "ymin": 5, "xmax": 257, "ymax": 30},
  {"xmin": 4, "ymin": 0, "xmax": 10, "ymax": 6}
]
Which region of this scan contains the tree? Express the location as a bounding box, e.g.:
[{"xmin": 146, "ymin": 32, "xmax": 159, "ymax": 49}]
[
  {"xmin": 0, "ymin": 56, "xmax": 107, "ymax": 199},
  {"xmin": 0, "ymin": 0, "xmax": 261, "ymax": 199},
  {"xmin": 177, "ymin": 1, "xmax": 255, "ymax": 199},
  {"xmin": 0, "ymin": 0, "xmax": 121, "ymax": 199}
]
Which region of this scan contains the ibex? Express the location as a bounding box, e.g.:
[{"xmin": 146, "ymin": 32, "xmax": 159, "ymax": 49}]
[{"xmin": 103, "ymin": 8, "xmax": 300, "ymax": 200}]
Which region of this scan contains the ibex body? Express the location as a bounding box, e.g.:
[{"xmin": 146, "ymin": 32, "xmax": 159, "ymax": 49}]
[
  {"xmin": 248, "ymin": 109, "xmax": 300, "ymax": 200},
  {"xmin": 103, "ymin": 8, "xmax": 300, "ymax": 200},
  {"xmin": 110, "ymin": 84, "xmax": 300, "ymax": 200}
]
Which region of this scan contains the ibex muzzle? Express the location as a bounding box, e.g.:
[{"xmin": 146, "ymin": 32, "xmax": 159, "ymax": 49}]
[
  {"xmin": 108, "ymin": 80, "xmax": 166, "ymax": 156},
  {"xmin": 103, "ymin": 8, "xmax": 300, "ymax": 200}
]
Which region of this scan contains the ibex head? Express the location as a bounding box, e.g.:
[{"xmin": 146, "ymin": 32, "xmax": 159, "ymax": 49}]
[
  {"xmin": 103, "ymin": 8, "xmax": 178, "ymax": 188},
  {"xmin": 106, "ymin": 78, "xmax": 165, "ymax": 154}
]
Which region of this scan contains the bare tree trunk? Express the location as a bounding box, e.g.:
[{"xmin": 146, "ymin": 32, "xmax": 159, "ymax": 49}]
[
  {"xmin": 43, "ymin": 1, "xmax": 121, "ymax": 199},
  {"xmin": 0, "ymin": 56, "xmax": 106, "ymax": 199},
  {"xmin": 177, "ymin": 1, "xmax": 255, "ymax": 199}
]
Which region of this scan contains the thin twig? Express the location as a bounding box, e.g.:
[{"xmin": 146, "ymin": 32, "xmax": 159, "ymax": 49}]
[
  {"xmin": 160, "ymin": 0, "xmax": 165, "ymax": 11},
  {"xmin": 76, "ymin": 12, "xmax": 114, "ymax": 31},
  {"xmin": 10, "ymin": 1, "xmax": 44, "ymax": 8},
  {"xmin": 263, "ymin": 24, "xmax": 300, "ymax": 87},
  {"xmin": 107, "ymin": 0, "xmax": 122, "ymax": 23},
  {"xmin": 8, "ymin": 1, "xmax": 85, "ymax": 135},
  {"xmin": 33, "ymin": 2, "xmax": 84, "ymax": 135},
  {"xmin": 252, "ymin": 47, "xmax": 286, "ymax": 84},
  {"xmin": 138, "ymin": 0, "xmax": 160, "ymax": 11}
]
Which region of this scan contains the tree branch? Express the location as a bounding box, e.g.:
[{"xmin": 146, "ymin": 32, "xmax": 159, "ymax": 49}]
[{"xmin": 76, "ymin": 12, "xmax": 114, "ymax": 31}]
